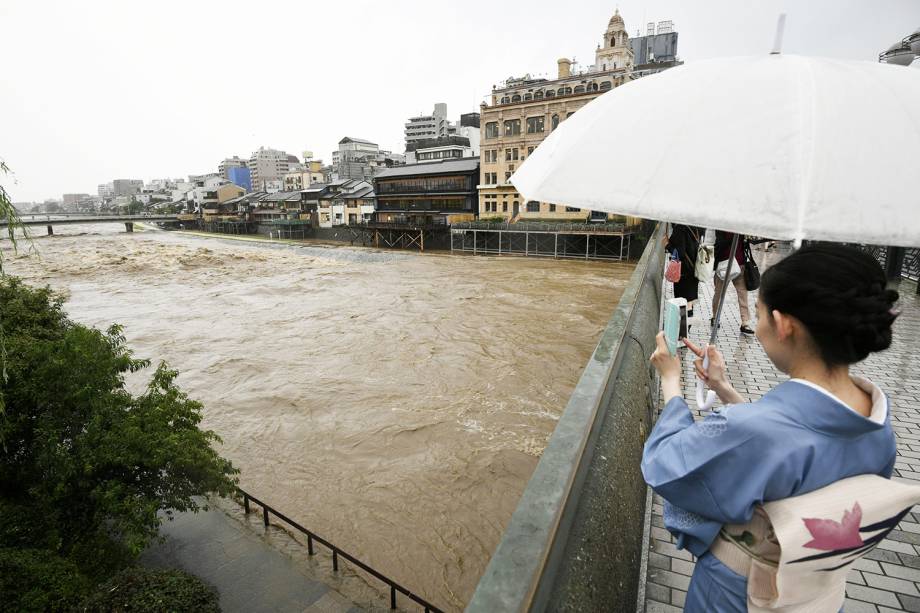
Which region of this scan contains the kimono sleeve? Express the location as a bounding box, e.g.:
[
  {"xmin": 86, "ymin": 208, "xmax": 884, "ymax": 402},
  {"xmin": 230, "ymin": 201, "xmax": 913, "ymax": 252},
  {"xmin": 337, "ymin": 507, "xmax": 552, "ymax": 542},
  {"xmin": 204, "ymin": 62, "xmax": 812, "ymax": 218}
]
[{"xmin": 641, "ymin": 395, "xmax": 779, "ymax": 527}]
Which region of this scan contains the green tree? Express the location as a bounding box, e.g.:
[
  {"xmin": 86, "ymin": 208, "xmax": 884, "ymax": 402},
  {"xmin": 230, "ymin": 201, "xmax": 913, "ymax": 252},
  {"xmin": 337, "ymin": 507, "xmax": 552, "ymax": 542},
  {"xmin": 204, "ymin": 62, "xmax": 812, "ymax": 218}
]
[{"xmin": 0, "ymin": 277, "xmax": 239, "ymax": 572}]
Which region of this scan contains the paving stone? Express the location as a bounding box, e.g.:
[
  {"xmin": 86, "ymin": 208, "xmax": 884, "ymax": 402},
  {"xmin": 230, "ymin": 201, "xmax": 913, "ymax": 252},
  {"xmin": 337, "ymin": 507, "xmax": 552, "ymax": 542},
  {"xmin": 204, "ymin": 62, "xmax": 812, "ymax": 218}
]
[
  {"xmin": 855, "ymin": 559, "xmax": 885, "ymax": 574},
  {"xmin": 864, "ymin": 573, "xmax": 920, "ymax": 596},
  {"xmin": 645, "ymin": 581, "xmax": 671, "ymax": 604},
  {"xmin": 646, "ymin": 601, "xmax": 683, "ymax": 613},
  {"xmin": 845, "ymin": 599, "xmax": 880, "ymax": 613},
  {"xmin": 898, "ymin": 553, "xmax": 920, "ymax": 570},
  {"xmin": 878, "ymin": 607, "xmax": 904, "ymax": 613},
  {"xmin": 648, "ymin": 569, "xmax": 691, "ymax": 591},
  {"xmin": 648, "ymin": 551, "xmax": 670, "ymax": 571},
  {"xmin": 899, "ymin": 593, "xmax": 920, "ymax": 613},
  {"xmin": 846, "ymin": 585, "xmax": 902, "ymax": 608},
  {"xmin": 671, "ymin": 588, "xmax": 687, "ymax": 608},
  {"xmin": 889, "ymin": 531, "xmax": 920, "ymax": 546},
  {"xmin": 670, "ymin": 557, "xmax": 695, "ymax": 577},
  {"xmin": 868, "ymin": 549, "xmax": 905, "ymax": 565},
  {"xmin": 880, "ymin": 539, "xmax": 918, "ymax": 556},
  {"xmin": 883, "ymin": 562, "xmax": 920, "ymax": 582},
  {"xmin": 651, "ymin": 539, "xmax": 694, "ymax": 561}
]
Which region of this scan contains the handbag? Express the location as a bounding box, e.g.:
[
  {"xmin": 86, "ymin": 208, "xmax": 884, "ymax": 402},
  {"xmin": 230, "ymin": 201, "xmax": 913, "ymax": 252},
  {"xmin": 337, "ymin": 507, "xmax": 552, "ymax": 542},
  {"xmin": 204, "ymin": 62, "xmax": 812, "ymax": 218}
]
[
  {"xmin": 744, "ymin": 242, "xmax": 761, "ymax": 290},
  {"xmin": 691, "ymin": 228, "xmax": 715, "ymax": 283},
  {"xmin": 716, "ymin": 257, "xmax": 741, "ymax": 282},
  {"xmin": 665, "ymin": 249, "xmax": 682, "ymax": 283}
]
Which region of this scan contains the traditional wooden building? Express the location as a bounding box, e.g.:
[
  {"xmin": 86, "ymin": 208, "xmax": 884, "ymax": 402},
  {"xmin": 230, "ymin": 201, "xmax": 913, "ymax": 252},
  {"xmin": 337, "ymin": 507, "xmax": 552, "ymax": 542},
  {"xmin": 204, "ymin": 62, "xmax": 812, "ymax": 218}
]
[{"xmin": 373, "ymin": 158, "xmax": 479, "ymax": 226}]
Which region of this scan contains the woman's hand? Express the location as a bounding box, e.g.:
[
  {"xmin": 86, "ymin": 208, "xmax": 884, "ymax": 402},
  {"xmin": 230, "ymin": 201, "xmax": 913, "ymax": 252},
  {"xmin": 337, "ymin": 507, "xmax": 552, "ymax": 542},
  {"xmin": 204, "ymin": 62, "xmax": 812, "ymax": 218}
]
[
  {"xmin": 650, "ymin": 331, "xmax": 682, "ymax": 402},
  {"xmin": 683, "ymin": 338, "xmax": 746, "ymax": 405}
]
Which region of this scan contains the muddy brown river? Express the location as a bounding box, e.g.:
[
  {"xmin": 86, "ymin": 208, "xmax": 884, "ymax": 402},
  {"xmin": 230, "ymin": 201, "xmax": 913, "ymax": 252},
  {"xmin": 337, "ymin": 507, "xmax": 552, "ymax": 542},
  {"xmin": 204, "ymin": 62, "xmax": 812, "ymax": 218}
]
[{"xmin": 3, "ymin": 223, "xmax": 634, "ymax": 610}]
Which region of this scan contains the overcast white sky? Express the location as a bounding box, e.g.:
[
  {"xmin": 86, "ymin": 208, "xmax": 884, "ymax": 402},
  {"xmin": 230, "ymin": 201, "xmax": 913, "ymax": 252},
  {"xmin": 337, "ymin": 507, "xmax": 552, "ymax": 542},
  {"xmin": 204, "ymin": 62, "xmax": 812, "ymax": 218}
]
[{"xmin": 1, "ymin": 0, "xmax": 917, "ymax": 202}]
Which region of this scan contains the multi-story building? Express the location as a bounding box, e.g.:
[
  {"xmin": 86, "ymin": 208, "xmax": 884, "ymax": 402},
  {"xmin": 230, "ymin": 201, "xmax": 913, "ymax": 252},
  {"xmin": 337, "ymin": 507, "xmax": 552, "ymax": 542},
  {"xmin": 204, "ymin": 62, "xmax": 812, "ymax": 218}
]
[
  {"xmin": 630, "ymin": 20, "xmax": 681, "ymax": 78},
  {"xmin": 479, "ymin": 9, "xmax": 672, "ymax": 221},
  {"xmin": 248, "ymin": 147, "xmax": 300, "ymax": 192},
  {"xmin": 227, "ymin": 166, "xmax": 252, "ymax": 192},
  {"xmin": 62, "ymin": 193, "xmax": 91, "ymax": 207},
  {"xmin": 333, "ymin": 137, "xmax": 380, "ymax": 182},
  {"xmin": 374, "ymin": 158, "xmax": 479, "ymax": 226},
  {"xmin": 97, "ymin": 183, "xmax": 115, "ymax": 199},
  {"xmin": 283, "ymin": 160, "xmax": 325, "ymax": 191},
  {"xmin": 405, "ymin": 103, "xmax": 452, "ymax": 147},
  {"xmin": 405, "ymin": 136, "xmax": 476, "ymax": 164},
  {"xmin": 219, "ymin": 156, "xmax": 248, "ymax": 181},
  {"xmin": 405, "ymin": 105, "xmax": 481, "ymax": 156},
  {"xmin": 112, "ymin": 179, "xmax": 144, "ymax": 198}
]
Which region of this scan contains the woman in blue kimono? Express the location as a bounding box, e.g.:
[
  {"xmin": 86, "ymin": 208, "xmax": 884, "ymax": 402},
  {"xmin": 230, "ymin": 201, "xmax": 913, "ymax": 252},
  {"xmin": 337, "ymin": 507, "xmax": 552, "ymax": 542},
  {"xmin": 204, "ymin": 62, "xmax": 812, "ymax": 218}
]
[{"xmin": 643, "ymin": 244, "xmax": 900, "ymax": 611}]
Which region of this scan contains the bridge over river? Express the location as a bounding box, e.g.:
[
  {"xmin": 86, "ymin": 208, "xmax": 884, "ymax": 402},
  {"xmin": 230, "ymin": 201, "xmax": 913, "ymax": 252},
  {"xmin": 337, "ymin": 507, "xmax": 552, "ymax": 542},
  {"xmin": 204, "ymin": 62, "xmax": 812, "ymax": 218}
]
[{"xmin": 2, "ymin": 214, "xmax": 180, "ymax": 235}]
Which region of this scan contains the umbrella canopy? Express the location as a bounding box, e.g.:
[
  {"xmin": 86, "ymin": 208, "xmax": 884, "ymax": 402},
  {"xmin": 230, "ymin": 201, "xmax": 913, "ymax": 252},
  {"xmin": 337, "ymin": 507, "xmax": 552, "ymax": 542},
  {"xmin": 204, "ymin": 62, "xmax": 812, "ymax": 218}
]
[{"xmin": 511, "ymin": 54, "xmax": 920, "ymax": 247}]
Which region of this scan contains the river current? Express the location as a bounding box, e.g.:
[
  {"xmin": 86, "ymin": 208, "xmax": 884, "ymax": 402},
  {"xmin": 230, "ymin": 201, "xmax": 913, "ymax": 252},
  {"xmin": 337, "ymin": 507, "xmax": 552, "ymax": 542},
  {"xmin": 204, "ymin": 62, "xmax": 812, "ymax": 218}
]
[{"xmin": 3, "ymin": 224, "xmax": 634, "ymax": 610}]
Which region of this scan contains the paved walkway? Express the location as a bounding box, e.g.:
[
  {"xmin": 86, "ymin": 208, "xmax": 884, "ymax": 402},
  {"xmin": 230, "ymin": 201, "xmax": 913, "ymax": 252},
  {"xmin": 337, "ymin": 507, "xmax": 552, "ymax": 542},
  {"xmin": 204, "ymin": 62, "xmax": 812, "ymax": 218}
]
[
  {"xmin": 642, "ymin": 244, "xmax": 920, "ymax": 612},
  {"xmin": 140, "ymin": 502, "xmax": 364, "ymax": 613}
]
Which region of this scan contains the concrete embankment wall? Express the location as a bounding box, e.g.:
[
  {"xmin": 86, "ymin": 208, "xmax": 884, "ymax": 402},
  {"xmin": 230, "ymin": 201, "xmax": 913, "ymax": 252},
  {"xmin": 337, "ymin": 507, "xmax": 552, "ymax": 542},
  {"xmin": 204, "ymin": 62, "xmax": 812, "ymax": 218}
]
[{"xmin": 467, "ymin": 223, "xmax": 665, "ymax": 612}]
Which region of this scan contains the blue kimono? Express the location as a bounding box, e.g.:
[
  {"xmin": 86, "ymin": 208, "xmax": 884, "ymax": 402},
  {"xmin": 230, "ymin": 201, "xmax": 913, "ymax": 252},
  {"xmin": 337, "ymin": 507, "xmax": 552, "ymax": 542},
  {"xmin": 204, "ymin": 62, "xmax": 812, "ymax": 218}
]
[{"xmin": 642, "ymin": 379, "xmax": 896, "ymax": 612}]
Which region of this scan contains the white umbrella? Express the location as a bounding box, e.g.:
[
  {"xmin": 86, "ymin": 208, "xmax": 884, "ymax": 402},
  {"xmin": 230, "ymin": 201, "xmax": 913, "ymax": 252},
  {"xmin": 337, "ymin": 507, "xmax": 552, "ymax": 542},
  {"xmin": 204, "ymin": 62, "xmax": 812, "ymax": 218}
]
[
  {"xmin": 510, "ymin": 53, "xmax": 920, "ymax": 408},
  {"xmin": 511, "ymin": 54, "xmax": 920, "ymax": 248}
]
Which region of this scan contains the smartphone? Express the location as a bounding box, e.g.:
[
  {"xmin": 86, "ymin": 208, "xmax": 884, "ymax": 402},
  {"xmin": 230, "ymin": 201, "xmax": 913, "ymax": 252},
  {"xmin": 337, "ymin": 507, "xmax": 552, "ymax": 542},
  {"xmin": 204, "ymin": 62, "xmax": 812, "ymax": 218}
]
[{"xmin": 663, "ymin": 298, "xmax": 686, "ymax": 355}]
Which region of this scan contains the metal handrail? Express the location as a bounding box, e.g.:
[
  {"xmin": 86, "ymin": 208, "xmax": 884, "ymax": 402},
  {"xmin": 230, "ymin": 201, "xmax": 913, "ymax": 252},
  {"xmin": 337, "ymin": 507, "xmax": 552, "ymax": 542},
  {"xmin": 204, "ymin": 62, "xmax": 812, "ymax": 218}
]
[{"xmin": 237, "ymin": 488, "xmax": 443, "ymax": 613}]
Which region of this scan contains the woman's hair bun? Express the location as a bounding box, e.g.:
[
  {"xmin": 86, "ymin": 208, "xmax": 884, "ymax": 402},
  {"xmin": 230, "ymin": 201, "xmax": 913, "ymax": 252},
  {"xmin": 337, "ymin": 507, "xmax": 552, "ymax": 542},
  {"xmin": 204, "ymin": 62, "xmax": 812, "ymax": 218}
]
[{"xmin": 759, "ymin": 244, "xmax": 899, "ymax": 365}]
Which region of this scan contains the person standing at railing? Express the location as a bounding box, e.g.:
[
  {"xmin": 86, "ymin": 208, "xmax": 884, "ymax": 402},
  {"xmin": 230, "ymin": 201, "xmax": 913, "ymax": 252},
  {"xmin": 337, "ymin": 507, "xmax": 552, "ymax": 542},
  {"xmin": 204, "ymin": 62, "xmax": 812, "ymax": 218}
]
[
  {"xmin": 712, "ymin": 231, "xmax": 756, "ymax": 335},
  {"xmin": 643, "ymin": 244, "xmax": 900, "ymax": 612},
  {"xmin": 664, "ymin": 224, "xmax": 704, "ymax": 323}
]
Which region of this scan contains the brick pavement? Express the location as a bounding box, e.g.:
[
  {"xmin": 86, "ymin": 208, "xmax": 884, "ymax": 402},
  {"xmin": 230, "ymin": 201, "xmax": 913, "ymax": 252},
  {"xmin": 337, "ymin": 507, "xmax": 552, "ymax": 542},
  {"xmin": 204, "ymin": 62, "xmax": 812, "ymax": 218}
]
[{"xmin": 641, "ymin": 244, "xmax": 920, "ymax": 612}]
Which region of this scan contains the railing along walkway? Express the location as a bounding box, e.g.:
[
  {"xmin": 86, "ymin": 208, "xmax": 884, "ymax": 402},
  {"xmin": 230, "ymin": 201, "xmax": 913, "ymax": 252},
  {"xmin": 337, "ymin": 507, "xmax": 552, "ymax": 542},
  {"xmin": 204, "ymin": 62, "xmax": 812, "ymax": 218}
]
[{"xmin": 238, "ymin": 489, "xmax": 443, "ymax": 613}]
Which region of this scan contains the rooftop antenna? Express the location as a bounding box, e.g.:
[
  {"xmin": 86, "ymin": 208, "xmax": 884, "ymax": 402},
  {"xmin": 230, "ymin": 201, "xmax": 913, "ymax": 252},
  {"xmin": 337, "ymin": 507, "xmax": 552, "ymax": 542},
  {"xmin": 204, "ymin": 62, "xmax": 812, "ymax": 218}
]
[{"xmin": 771, "ymin": 13, "xmax": 787, "ymax": 54}]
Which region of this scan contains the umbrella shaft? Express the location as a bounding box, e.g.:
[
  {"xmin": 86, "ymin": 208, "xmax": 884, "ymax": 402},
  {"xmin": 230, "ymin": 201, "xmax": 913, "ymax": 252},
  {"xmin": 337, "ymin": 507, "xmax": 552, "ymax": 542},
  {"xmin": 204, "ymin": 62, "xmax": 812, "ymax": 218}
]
[{"xmin": 709, "ymin": 233, "xmax": 741, "ymax": 345}]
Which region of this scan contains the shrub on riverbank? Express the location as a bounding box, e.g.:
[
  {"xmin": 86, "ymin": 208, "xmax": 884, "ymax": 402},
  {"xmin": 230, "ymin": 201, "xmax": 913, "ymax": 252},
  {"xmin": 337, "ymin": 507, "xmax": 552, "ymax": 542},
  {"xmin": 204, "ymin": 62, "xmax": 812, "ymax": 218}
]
[
  {"xmin": 0, "ymin": 275, "xmax": 238, "ymax": 608},
  {"xmin": 80, "ymin": 567, "xmax": 220, "ymax": 612}
]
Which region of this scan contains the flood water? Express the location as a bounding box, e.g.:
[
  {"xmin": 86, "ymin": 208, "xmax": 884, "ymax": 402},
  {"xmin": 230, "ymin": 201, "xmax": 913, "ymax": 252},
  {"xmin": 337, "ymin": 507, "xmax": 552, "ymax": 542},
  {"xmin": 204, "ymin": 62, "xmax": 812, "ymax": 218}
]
[{"xmin": 3, "ymin": 223, "xmax": 635, "ymax": 610}]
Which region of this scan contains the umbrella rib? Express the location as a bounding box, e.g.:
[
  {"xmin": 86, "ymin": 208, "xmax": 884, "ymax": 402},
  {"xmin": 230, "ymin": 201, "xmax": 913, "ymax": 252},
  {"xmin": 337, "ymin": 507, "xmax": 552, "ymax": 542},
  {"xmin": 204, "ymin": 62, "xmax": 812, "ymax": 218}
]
[{"xmin": 794, "ymin": 57, "xmax": 817, "ymax": 248}]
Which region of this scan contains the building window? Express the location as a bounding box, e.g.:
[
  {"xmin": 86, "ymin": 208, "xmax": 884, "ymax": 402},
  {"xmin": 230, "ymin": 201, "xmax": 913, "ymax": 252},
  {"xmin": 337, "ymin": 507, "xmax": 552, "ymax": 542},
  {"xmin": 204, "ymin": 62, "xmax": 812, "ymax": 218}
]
[
  {"xmin": 504, "ymin": 119, "xmax": 521, "ymax": 136},
  {"xmin": 574, "ymin": 85, "xmax": 585, "ymax": 94},
  {"xmin": 557, "ymin": 87, "xmax": 565, "ymax": 96},
  {"xmin": 485, "ymin": 122, "xmax": 499, "ymax": 139},
  {"xmin": 527, "ymin": 146, "xmax": 535, "ymax": 155},
  {"xmin": 502, "ymin": 203, "xmax": 508, "ymax": 212},
  {"xmin": 566, "ymin": 206, "xmax": 580, "ymax": 212},
  {"xmin": 512, "ymin": 94, "xmax": 522, "ymax": 103},
  {"xmin": 504, "ymin": 171, "xmax": 511, "ymax": 183},
  {"xmin": 526, "ymin": 116, "xmax": 545, "ymax": 133},
  {"xmin": 501, "ymin": 96, "xmax": 510, "ymax": 104},
  {"xmin": 545, "ymin": 90, "xmax": 555, "ymax": 98},
  {"xmin": 567, "ymin": 111, "xmax": 576, "ymax": 118},
  {"xmin": 526, "ymin": 201, "xmax": 540, "ymax": 213},
  {"xmin": 534, "ymin": 90, "xmax": 544, "ymax": 99},
  {"xmin": 505, "ymin": 148, "xmax": 512, "ymax": 161},
  {"xmin": 549, "ymin": 204, "xmax": 556, "ymax": 212},
  {"xmin": 551, "ymin": 114, "xmax": 560, "ymax": 130},
  {"xmin": 524, "ymin": 93, "xmax": 532, "ymax": 101},
  {"xmin": 600, "ymin": 81, "xmax": 612, "ymax": 90},
  {"xmin": 591, "ymin": 82, "xmax": 599, "ymax": 91}
]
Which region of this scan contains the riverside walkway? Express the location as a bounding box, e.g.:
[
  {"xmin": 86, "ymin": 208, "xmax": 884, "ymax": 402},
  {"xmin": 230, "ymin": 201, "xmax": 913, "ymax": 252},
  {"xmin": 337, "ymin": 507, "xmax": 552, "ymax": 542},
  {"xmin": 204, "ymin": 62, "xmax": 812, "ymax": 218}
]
[
  {"xmin": 641, "ymin": 244, "xmax": 920, "ymax": 612},
  {"xmin": 140, "ymin": 501, "xmax": 365, "ymax": 613}
]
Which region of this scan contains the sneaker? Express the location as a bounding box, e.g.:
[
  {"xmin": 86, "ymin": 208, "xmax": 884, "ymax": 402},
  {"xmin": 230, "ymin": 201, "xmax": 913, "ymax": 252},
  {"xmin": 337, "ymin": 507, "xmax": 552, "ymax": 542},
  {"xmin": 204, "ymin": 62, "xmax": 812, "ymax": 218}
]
[
  {"xmin": 740, "ymin": 324, "xmax": 755, "ymax": 335},
  {"xmin": 710, "ymin": 317, "xmax": 720, "ymax": 329}
]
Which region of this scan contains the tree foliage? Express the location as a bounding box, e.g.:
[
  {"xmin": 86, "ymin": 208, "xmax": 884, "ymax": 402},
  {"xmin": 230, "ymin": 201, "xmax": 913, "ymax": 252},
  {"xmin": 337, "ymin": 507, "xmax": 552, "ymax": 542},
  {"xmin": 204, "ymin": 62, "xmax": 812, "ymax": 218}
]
[{"xmin": 0, "ymin": 277, "xmax": 239, "ymax": 570}]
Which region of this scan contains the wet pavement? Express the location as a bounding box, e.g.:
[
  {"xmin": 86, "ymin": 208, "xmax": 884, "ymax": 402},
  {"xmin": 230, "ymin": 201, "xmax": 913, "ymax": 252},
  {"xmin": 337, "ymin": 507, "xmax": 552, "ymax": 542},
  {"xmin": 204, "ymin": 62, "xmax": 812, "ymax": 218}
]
[
  {"xmin": 641, "ymin": 244, "xmax": 920, "ymax": 612},
  {"xmin": 140, "ymin": 502, "xmax": 364, "ymax": 613}
]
